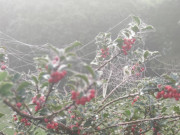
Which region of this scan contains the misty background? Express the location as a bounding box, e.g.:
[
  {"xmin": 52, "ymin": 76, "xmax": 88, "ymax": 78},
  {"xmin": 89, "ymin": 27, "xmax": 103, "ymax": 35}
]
[{"xmin": 0, "ymin": 0, "xmax": 180, "ymax": 72}]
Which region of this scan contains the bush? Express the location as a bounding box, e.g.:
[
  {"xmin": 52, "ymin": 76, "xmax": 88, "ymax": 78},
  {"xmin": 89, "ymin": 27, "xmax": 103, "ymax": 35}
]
[{"xmin": 0, "ymin": 16, "xmax": 180, "ymax": 135}]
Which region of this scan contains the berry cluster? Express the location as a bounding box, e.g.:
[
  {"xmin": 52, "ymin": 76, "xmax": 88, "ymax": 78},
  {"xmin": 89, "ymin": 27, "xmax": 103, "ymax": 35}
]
[
  {"xmin": 48, "ymin": 70, "xmax": 67, "ymax": 83},
  {"xmin": 14, "ymin": 112, "xmax": 31, "ymax": 126},
  {"xmin": 44, "ymin": 119, "xmax": 59, "ymax": 130},
  {"xmin": 132, "ymin": 96, "xmax": 139, "ymax": 105},
  {"xmin": 131, "ymin": 63, "xmax": 145, "ymax": 77},
  {"xmin": 71, "ymin": 89, "xmax": 95, "ymax": 105},
  {"xmin": 156, "ymin": 85, "xmax": 180, "ymax": 101},
  {"xmin": 122, "ymin": 38, "xmax": 136, "ymax": 55},
  {"xmin": 16, "ymin": 102, "xmax": 22, "ymax": 109},
  {"xmin": 20, "ymin": 118, "xmax": 31, "ymax": 126},
  {"xmin": 32, "ymin": 96, "xmax": 45, "ymax": 112},
  {"xmin": 130, "ymin": 125, "xmax": 145, "ymax": 135},
  {"xmin": 101, "ymin": 48, "xmax": 109, "ymax": 58},
  {"xmin": 13, "ymin": 115, "xmax": 17, "ymax": 121},
  {"xmin": 69, "ymin": 123, "xmax": 81, "ymax": 134}
]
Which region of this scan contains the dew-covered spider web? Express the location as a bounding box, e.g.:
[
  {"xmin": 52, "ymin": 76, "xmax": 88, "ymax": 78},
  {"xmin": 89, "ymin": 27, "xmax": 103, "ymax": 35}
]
[{"xmin": 0, "ymin": 15, "xmax": 180, "ymax": 99}]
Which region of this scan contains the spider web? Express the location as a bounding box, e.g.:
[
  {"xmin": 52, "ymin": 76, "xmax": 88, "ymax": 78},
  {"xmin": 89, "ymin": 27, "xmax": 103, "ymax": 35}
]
[{"xmin": 0, "ymin": 15, "xmax": 180, "ymax": 97}]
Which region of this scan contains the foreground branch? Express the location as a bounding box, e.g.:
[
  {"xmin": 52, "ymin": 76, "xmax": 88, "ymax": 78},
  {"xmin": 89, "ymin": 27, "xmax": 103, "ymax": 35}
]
[
  {"xmin": 3, "ymin": 99, "xmax": 74, "ymax": 134},
  {"xmin": 3, "ymin": 99, "xmax": 44, "ymax": 120},
  {"xmin": 3, "ymin": 99, "xmax": 74, "ymax": 120},
  {"xmin": 100, "ymin": 115, "xmax": 180, "ymax": 131}
]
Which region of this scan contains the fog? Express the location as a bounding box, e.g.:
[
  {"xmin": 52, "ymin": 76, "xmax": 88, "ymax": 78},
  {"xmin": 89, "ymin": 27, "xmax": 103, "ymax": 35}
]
[{"xmin": 0, "ymin": 0, "xmax": 180, "ymax": 72}]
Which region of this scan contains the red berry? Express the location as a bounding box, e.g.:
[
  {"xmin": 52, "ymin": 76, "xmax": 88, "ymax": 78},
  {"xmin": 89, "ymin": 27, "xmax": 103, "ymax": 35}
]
[
  {"xmin": 131, "ymin": 101, "xmax": 135, "ymax": 105},
  {"xmin": 27, "ymin": 123, "xmax": 31, "ymax": 126},
  {"xmin": 54, "ymin": 56, "xmax": 59, "ymax": 61},
  {"xmin": 165, "ymin": 85, "xmax": 172, "ymax": 91},
  {"xmin": 160, "ymin": 90, "xmax": 165, "ymax": 95},
  {"xmin": 80, "ymin": 97, "xmax": 87, "ymax": 105},
  {"xmin": 133, "ymin": 98, "xmax": 137, "ymax": 102},
  {"xmin": 16, "ymin": 102, "xmax": 22, "ymax": 108},
  {"xmin": 97, "ymin": 126, "xmax": 100, "ymax": 130},
  {"xmin": 163, "ymin": 94, "xmax": 168, "ymax": 99},
  {"xmin": 47, "ymin": 123, "xmax": 52, "ymax": 129},
  {"xmin": 168, "ymin": 92, "xmax": 172, "ymax": 98},
  {"xmin": 89, "ymin": 93, "xmax": 95, "ymax": 99},
  {"xmin": 71, "ymin": 91, "xmax": 77, "ymax": 100},
  {"xmin": 156, "ymin": 92, "xmax": 162, "ymax": 99},
  {"xmin": 131, "ymin": 127, "xmax": 135, "ymax": 132},
  {"xmin": 14, "ymin": 117, "xmax": 17, "ymax": 121},
  {"xmin": 90, "ymin": 89, "xmax": 95, "ymax": 94},
  {"xmin": 54, "ymin": 122, "xmax": 58, "ymax": 127},
  {"xmin": 48, "ymin": 78, "xmax": 53, "ymax": 83},
  {"xmin": 44, "ymin": 118, "xmax": 48, "ymax": 123},
  {"xmin": 76, "ymin": 99, "xmax": 81, "ymax": 105},
  {"xmin": 1, "ymin": 65, "xmax": 6, "ymax": 70},
  {"xmin": 87, "ymin": 97, "xmax": 91, "ymax": 102},
  {"xmin": 157, "ymin": 84, "xmax": 161, "ymax": 88},
  {"xmin": 35, "ymin": 105, "xmax": 40, "ymax": 112},
  {"xmin": 49, "ymin": 71, "xmax": 67, "ymax": 83}
]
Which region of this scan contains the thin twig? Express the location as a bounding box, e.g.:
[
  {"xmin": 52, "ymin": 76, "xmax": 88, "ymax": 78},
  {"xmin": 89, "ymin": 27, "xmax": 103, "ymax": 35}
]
[
  {"xmin": 102, "ymin": 79, "xmax": 127, "ymax": 103},
  {"xmin": 23, "ymin": 102, "xmax": 32, "ymax": 115},
  {"xmin": 95, "ymin": 50, "xmax": 121, "ymax": 71},
  {"xmin": 97, "ymin": 93, "xmax": 139, "ymax": 113}
]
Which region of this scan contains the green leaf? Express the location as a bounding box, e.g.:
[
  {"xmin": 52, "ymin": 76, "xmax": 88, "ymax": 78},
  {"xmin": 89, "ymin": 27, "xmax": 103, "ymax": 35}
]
[
  {"xmin": 115, "ymin": 38, "xmax": 124, "ymax": 48},
  {"xmin": 0, "ymin": 112, "xmax": 4, "ymax": 118},
  {"xmin": 66, "ymin": 52, "xmax": 76, "ymax": 57},
  {"xmin": 12, "ymin": 73, "xmax": 21, "ymax": 83},
  {"xmin": 84, "ymin": 120, "xmax": 91, "ymax": 127},
  {"xmin": 38, "ymin": 72, "xmax": 46, "ymax": 81},
  {"xmin": 40, "ymin": 82, "xmax": 49, "ymax": 89},
  {"xmin": 48, "ymin": 45, "xmax": 59, "ymax": 55},
  {"xmin": 132, "ymin": 16, "xmax": 141, "ymax": 26},
  {"xmin": 17, "ymin": 81, "xmax": 31, "ymax": 93},
  {"xmin": 65, "ymin": 41, "xmax": 81, "ymax": 53},
  {"xmin": 0, "ymin": 54, "xmax": 5, "ymax": 61},
  {"xmin": 124, "ymin": 32, "xmax": 130, "ymax": 38},
  {"xmin": 161, "ymin": 107, "xmax": 167, "ymax": 113},
  {"xmin": 142, "ymin": 25, "xmax": 154, "ymax": 31},
  {"xmin": 34, "ymin": 57, "xmax": 48, "ymax": 63},
  {"xmin": 144, "ymin": 50, "xmax": 150, "ymax": 59},
  {"xmin": 75, "ymin": 74, "xmax": 89, "ymax": 84},
  {"xmin": 32, "ymin": 76, "xmax": 38, "ymax": 84},
  {"xmin": 103, "ymin": 113, "xmax": 109, "ymax": 118},
  {"xmin": 51, "ymin": 105, "xmax": 62, "ymax": 111},
  {"xmin": 84, "ymin": 65, "xmax": 95, "ymax": 77},
  {"xmin": 131, "ymin": 25, "xmax": 139, "ymax": 33},
  {"xmin": 173, "ymin": 106, "xmax": 180, "ymax": 115},
  {"xmin": 0, "ymin": 71, "xmax": 8, "ymax": 81},
  {"xmin": 66, "ymin": 83, "xmax": 76, "ymax": 90},
  {"xmin": 163, "ymin": 74, "xmax": 176, "ymax": 84},
  {"xmin": 124, "ymin": 110, "xmax": 131, "ymax": 117},
  {"xmin": 0, "ymin": 82, "xmax": 13, "ymax": 96}
]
